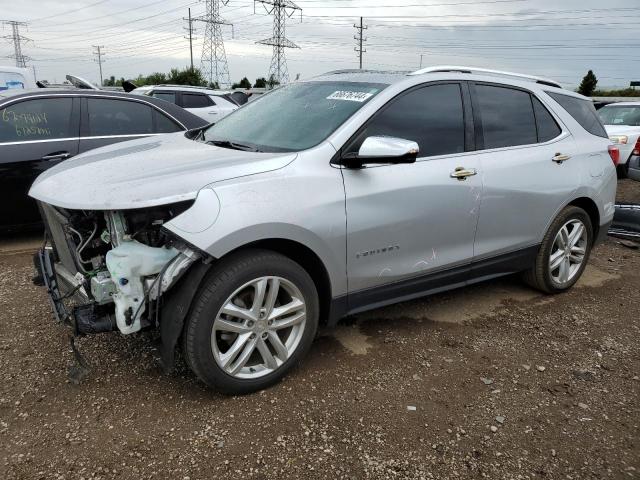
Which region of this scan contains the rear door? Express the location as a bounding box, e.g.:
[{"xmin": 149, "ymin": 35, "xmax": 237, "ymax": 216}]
[
  {"xmin": 0, "ymin": 95, "xmax": 79, "ymax": 228},
  {"xmin": 79, "ymin": 96, "xmax": 182, "ymax": 152},
  {"xmin": 469, "ymin": 82, "xmax": 579, "ymax": 270}
]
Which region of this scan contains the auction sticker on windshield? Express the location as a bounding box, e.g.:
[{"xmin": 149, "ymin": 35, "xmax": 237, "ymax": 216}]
[{"xmin": 327, "ymin": 91, "xmax": 374, "ymax": 102}]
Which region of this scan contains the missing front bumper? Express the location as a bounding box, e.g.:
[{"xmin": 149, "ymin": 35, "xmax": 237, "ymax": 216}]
[{"xmin": 36, "ymin": 247, "xmax": 116, "ymax": 335}]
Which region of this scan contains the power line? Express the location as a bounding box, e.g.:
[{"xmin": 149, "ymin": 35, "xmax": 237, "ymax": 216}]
[
  {"xmin": 194, "ymin": 0, "xmax": 232, "ymax": 88},
  {"xmin": 2, "ymin": 20, "xmax": 30, "ymax": 67},
  {"xmin": 354, "ymin": 16, "xmax": 367, "ymax": 69},
  {"xmin": 255, "ymin": 0, "xmax": 302, "ymax": 84}
]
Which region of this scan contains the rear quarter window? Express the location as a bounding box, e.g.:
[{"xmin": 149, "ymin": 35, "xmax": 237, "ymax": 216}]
[{"xmin": 547, "ymin": 92, "xmax": 607, "ymax": 138}]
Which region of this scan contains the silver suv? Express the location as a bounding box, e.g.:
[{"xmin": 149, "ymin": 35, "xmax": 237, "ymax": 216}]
[{"xmin": 31, "ymin": 66, "xmax": 617, "ymax": 394}]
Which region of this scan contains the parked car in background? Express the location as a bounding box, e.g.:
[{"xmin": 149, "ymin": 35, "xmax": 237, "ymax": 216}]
[
  {"xmin": 0, "ymin": 89, "xmax": 207, "ymax": 231},
  {"xmin": 0, "ymin": 66, "xmax": 37, "ymax": 90},
  {"xmin": 131, "ymin": 85, "xmax": 240, "ymax": 121},
  {"xmin": 597, "ymin": 102, "xmax": 640, "ymax": 178},
  {"xmin": 30, "ymin": 66, "xmax": 616, "ymax": 395}
]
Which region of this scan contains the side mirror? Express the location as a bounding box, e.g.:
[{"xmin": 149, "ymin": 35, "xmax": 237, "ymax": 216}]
[{"xmin": 341, "ymin": 136, "xmax": 419, "ymax": 167}]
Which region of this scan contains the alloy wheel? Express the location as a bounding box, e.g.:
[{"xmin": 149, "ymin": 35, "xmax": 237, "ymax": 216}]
[
  {"xmin": 211, "ymin": 276, "xmax": 307, "ymax": 379},
  {"xmin": 549, "ymin": 219, "xmax": 588, "ymax": 285}
]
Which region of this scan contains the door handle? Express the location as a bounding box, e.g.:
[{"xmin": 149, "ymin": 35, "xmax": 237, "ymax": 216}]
[
  {"xmin": 208, "ymin": 112, "xmax": 218, "ymax": 115},
  {"xmin": 41, "ymin": 152, "xmax": 70, "ymax": 161},
  {"xmin": 552, "ymin": 153, "xmax": 571, "ymax": 163},
  {"xmin": 450, "ymin": 167, "xmax": 477, "ymax": 180}
]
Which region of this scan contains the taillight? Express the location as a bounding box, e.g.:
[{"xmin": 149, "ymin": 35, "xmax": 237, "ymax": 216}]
[
  {"xmin": 608, "ymin": 145, "xmax": 620, "ymax": 166},
  {"xmin": 633, "ymin": 138, "xmax": 640, "ymax": 156}
]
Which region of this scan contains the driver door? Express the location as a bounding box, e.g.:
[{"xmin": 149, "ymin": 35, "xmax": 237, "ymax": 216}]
[{"xmin": 340, "ymin": 82, "xmax": 482, "ymax": 310}]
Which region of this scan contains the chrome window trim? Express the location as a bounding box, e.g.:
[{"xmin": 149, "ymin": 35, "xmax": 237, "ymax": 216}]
[{"xmin": 0, "ymin": 133, "xmax": 165, "ymax": 146}]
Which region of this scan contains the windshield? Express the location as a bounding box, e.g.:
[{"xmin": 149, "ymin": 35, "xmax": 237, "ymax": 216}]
[
  {"xmin": 202, "ymin": 81, "xmax": 387, "ymax": 152},
  {"xmin": 598, "ymin": 106, "xmax": 640, "ymax": 126}
]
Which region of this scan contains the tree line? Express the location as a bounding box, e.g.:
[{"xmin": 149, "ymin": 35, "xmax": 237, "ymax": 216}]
[{"xmin": 103, "ymin": 67, "xmax": 280, "ymax": 90}]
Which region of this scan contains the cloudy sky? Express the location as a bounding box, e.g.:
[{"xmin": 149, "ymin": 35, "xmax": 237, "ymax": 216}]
[{"xmin": 2, "ymin": 0, "xmax": 638, "ymax": 89}]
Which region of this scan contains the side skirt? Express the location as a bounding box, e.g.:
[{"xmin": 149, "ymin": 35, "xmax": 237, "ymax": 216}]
[{"xmin": 326, "ymin": 244, "xmax": 539, "ymax": 325}]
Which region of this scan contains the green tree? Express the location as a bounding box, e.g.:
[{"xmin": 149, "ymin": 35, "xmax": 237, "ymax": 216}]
[
  {"xmin": 231, "ymin": 77, "xmax": 251, "ymax": 89},
  {"xmin": 253, "ymin": 77, "xmax": 267, "ymax": 88},
  {"xmin": 577, "ymin": 70, "xmax": 598, "ymax": 97},
  {"xmin": 166, "ymin": 67, "xmax": 207, "ymax": 86}
]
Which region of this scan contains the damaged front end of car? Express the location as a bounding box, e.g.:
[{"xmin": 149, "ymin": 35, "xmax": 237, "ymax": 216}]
[{"xmin": 35, "ymin": 200, "xmax": 207, "ymax": 370}]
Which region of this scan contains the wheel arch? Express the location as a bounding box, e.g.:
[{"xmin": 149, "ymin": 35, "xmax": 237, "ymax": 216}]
[
  {"xmin": 224, "ymin": 238, "xmax": 335, "ymax": 327},
  {"xmin": 567, "ymin": 196, "xmax": 600, "ymax": 240}
]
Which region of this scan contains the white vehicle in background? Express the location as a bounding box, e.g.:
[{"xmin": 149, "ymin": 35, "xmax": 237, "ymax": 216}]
[
  {"xmin": 131, "ymin": 84, "xmax": 240, "ymax": 122},
  {"xmin": 597, "ymin": 102, "xmax": 640, "ymax": 179},
  {"xmin": 0, "ymin": 66, "xmax": 36, "ymax": 90}
]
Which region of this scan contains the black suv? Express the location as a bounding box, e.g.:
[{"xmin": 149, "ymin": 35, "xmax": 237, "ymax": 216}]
[{"xmin": 0, "ymin": 89, "xmax": 207, "ymax": 231}]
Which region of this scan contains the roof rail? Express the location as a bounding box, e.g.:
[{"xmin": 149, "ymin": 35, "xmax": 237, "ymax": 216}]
[{"xmin": 408, "ymin": 65, "xmax": 563, "ymax": 89}]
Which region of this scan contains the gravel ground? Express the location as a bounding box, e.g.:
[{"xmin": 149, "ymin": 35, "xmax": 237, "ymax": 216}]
[{"xmin": 1, "ymin": 181, "xmax": 639, "ymax": 480}]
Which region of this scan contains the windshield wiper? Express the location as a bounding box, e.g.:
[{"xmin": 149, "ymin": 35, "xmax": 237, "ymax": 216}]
[{"xmin": 205, "ymin": 139, "xmax": 261, "ymax": 152}]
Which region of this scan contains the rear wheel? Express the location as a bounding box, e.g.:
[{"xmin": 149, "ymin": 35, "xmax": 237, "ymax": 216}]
[
  {"xmin": 184, "ymin": 249, "xmax": 318, "ymax": 394},
  {"xmin": 523, "ymin": 206, "xmax": 593, "ymax": 293}
]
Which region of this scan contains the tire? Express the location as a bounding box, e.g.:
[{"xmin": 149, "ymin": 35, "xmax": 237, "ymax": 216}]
[
  {"xmin": 617, "ymin": 162, "xmax": 629, "ymax": 179},
  {"xmin": 184, "ymin": 249, "xmax": 319, "ymax": 395},
  {"xmin": 523, "ymin": 206, "xmax": 593, "ymax": 294}
]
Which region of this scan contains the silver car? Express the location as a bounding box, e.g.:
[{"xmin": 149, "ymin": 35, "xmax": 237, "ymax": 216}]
[{"xmin": 30, "ymin": 66, "xmax": 617, "ymax": 394}]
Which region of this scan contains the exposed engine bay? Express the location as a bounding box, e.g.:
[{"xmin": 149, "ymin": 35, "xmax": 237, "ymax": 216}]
[{"xmin": 37, "ymin": 201, "xmax": 200, "ymax": 336}]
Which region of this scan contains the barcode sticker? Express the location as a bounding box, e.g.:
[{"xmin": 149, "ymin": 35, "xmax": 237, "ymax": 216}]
[{"xmin": 326, "ymin": 91, "xmax": 373, "ymax": 102}]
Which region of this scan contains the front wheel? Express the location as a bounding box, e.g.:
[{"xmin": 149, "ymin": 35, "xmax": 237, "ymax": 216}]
[
  {"xmin": 523, "ymin": 206, "xmax": 593, "ymax": 294},
  {"xmin": 184, "ymin": 249, "xmax": 319, "ymax": 395}
]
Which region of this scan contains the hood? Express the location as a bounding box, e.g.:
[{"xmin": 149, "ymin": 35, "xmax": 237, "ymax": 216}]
[
  {"xmin": 604, "ymin": 125, "xmax": 640, "ymax": 137},
  {"xmin": 29, "ymin": 132, "xmax": 296, "ymax": 210}
]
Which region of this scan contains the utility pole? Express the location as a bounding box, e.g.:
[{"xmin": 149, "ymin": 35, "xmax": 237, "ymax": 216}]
[
  {"xmin": 354, "ymin": 17, "xmax": 367, "ymax": 70},
  {"xmin": 255, "ymin": 0, "xmax": 302, "ymax": 85},
  {"xmin": 194, "ymin": 0, "xmax": 232, "ymax": 88},
  {"xmin": 2, "ymin": 20, "xmax": 30, "ymax": 67},
  {"xmin": 93, "ymin": 45, "xmax": 105, "ymax": 87},
  {"xmin": 419, "ymin": 54, "xmax": 424, "ymax": 68},
  {"xmin": 183, "ymin": 7, "xmax": 195, "ymax": 71}
]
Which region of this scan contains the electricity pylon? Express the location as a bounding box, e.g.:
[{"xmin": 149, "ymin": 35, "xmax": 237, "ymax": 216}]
[
  {"xmin": 195, "ymin": 0, "xmax": 232, "ymax": 88},
  {"xmin": 255, "ymin": 0, "xmax": 302, "ymax": 85}
]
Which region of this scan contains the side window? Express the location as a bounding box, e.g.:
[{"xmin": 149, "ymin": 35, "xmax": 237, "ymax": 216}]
[
  {"xmin": 347, "ymin": 83, "xmax": 465, "ymax": 158},
  {"xmin": 532, "ymin": 96, "xmax": 562, "ymax": 142},
  {"xmin": 0, "ymin": 97, "xmax": 74, "ymax": 143},
  {"xmin": 182, "ymin": 93, "xmax": 213, "ymax": 109},
  {"xmin": 87, "ymin": 98, "xmax": 154, "ymax": 136},
  {"xmin": 547, "ymin": 92, "xmax": 608, "ymax": 138},
  {"xmin": 154, "ymin": 111, "xmax": 182, "ymax": 133},
  {"xmin": 475, "ymin": 85, "xmax": 537, "ymax": 149},
  {"xmin": 150, "ymin": 91, "xmax": 177, "ymax": 104}
]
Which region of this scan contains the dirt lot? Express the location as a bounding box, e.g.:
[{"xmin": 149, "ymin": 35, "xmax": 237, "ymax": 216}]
[{"xmin": 1, "ymin": 180, "xmax": 639, "ymax": 480}]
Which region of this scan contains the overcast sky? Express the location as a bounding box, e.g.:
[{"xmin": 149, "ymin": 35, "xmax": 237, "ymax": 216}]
[{"xmin": 1, "ymin": 0, "xmax": 638, "ymax": 89}]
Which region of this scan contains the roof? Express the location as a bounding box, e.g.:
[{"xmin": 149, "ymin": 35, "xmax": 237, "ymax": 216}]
[
  {"xmin": 133, "ymin": 84, "xmax": 233, "ymax": 95},
  {"xmin": 307, "ymin": 66, "xmax": 568, "ymax": 94},
  {"xmin": 307, "ymin": 69, "xmax": 408, "ymax": 85}
]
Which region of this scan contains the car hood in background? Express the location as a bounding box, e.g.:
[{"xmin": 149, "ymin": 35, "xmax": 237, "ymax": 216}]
[
  {"xmin": 29, "ymin": 133, "xmax": 296, "ymax": 210},
  {"xmin": 604, "ymin": 125, "xmax": 640, "ymax": 137}
]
